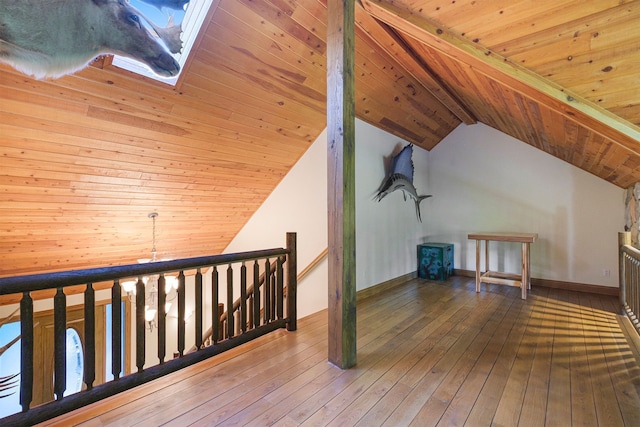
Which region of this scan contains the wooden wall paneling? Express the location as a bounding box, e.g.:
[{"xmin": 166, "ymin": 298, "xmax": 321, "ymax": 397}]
[
  {"xmin": 0, "ymin": 68, "xmax": 172, "ymax": 114},
  {"xmin": 0, "ymin": 82, "xmax": 89, "ymax": 117},
  {"xmin": 352, "ymin": 40, "xmax": 459, "ymax": 147},
  {"xmin": 170, "ymin": 101, "xmax": 318, "ymax": 144},
  {"xmin": 562, "ymin": 119, "xmax": 582, "ymax": 165},
  {"xmin": 418, "ymin": 0, "xmax": 620, "ymax": 47},
  {"xmin": 356, "ymin": 48, "xmax": 448, "ymax": 143},
  {"xmin": 504, "ymin": 4, "xmax": 640, "ymax": 66},
  {"xmin": 178, "ymin": 71, "xmax": 324, "ymax": 138},
  {"xmin": 355, "ymin": 8, "xmax": 475, "ymax": 125},
  {"xmin": 459, "ymin": 0, "xmax": 640, "ymax": 126},
  {"xmin": 603, "ymin": 96, "xmax": 640, "ymax": 127},
  {"xmin": 535, "ymin": 102, "xmax": 563, "ymax": 158},
  {"xmin": 202, "ymin": 21, "xmax": 326, "ymax": 96},
  {"xmin": 361, "ymin": 0, "xmax": 640, "ymax": 151},
  {"xmin": 602, "ymin": 145, "xmax": 633, "ymax": 185},
  {"xmin": 580, "ymin": 132, "xmax": 606, "ymax": 173},
  {"xmin": 508, "ymin": 91, "xmax": 541, "ymax": 148},
  {"xmin": 364, "ymin": 1, "xmax": 636, "ymax": 189},
  {"xmin": 52, "ymin": 70, "xmax": 178, "ymax": 114},
  {"xmin": 568, "ymin": 124, "xmax": 591, "ymax": 169},
  {"xmin": 199, "ymin": 53, "xmax": 326, "ymax": 118},
  {"xmin": 234, "ymin": 0, "xmax": 327, "ymax": 55},
  {"xmin": 218, "ymin": 0, "xmax": 327, "ymax": 68},
  {"xmin": 355, "ymin": 27, "xmax": 459, "ymax": 135},
  {"xmin": 295, "ymin": 0, "xmax": 328, "ymax": 27},
  {"xmin": 185, "ymin": 57, "xmax": 326, "ymax": 125},
  {"xmin": 516, "ymin": 95, "xmax": 550, "ymax": 153}
]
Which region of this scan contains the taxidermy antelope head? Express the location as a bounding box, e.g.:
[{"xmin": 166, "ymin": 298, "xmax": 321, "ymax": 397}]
[{"xmin": 0, "ymin": 0, "xmax": 189, "ymax": 79}]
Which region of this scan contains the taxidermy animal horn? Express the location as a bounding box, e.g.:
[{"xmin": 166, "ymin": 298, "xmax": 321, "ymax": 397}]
[
  {"xmin": 126, "ymin": 4, "xmax": 184, "ymax": 54},
  {"xmin": 375, "ymin": 144, "xmax": 432, "ymax": 222}
]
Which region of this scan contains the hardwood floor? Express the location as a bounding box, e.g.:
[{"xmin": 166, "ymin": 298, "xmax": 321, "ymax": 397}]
[{"xmin": 41, "ymin": 277, "xmax": 640, "ymax": 426}]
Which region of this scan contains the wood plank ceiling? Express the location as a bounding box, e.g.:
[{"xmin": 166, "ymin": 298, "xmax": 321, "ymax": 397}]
[{"xmin": 1, "ymin": 0, "xmax": 639, "ymax": 277}]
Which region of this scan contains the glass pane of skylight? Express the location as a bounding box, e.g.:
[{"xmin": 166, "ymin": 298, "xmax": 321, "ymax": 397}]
[{"xmin": 112, "ymin": 0, "xmax": 213, "ymax": 85}]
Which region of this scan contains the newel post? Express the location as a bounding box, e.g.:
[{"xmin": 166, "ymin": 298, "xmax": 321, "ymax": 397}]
[
  {"xmin": 619, "ymin": 231, "xmax": 631, "ymax": 310},
  {"xmin": 286, "ymin": 232, "xmax": 297, "ymax": 331}
]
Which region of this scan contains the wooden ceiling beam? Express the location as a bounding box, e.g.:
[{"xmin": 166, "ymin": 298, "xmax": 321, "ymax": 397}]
[
  {"xmin": 360, "ymin": 0, "xmax": 640, "ymax": 152},
  {"xmin": 355, "ymin": 4, "xmax": 476, "ymax": 125}
]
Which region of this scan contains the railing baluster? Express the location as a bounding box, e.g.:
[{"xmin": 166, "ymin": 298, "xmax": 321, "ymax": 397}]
[
  {"xmin": 178, "ymin": 271, "xmax": 186, "ymax": 357},
  {"xmin": 84, "ymin": 283, "xmax": 95, "ymax": 390},
  {"xmin": 627, "ymin": 259, "xmax": 640, "ymax": 319},
  {"xmin": 135, "ymin": 277, "xmax": 145, "ymax": 373},
  {"xmin": 158, "ymin": 275, "xmax": 167, "ymax": 364},
  {"xmin": 248, "ymin": 295, "xmax": 254, "ymax": 330},
  {"xmin": 276, "ymin": 256, "xmax": 284, "ymax": 320},
  {"xmin": 111, "ymin": 280, "xmax": 122, "ymax": 380},
  {"xmin": 253, "ymin": 261, "xmax": 260, "ymax": 328},
  {"xmin": 212, "ymin": 266, "xmax": 219, "ymax": 344},
  {"xmin": 20, "ymin": 291, "xmax": 34, "ymax": 412},
  {"xmin": 240, "ymin": 263, "xmax": 247, "ymax": 333},
  {"xmin": 271, "ymin": 267, "xmax": 276, "ymax": 321},
  {"xmin": 53, "ymin": 288, "xmax": 66, "ymax": 401},
  {"xmin": 227, "ymin": 265, "xmax": 234, "ymax": 339},
  {"xmin": 264, "ymin": 259, "xmax": 271, "ymax": 324},
  {"xmin": 195, "ymin": 268, "xmax": 203, "ymax": 350}
]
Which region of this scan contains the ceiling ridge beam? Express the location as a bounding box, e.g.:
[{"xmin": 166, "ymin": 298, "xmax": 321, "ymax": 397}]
[
  {"xmin": 355, "ymin": 4, "xmax": 476, "ymax": 125},
  {"xmin": 360, "ymin": 0, "xmax": 640, "ymax": 151}
]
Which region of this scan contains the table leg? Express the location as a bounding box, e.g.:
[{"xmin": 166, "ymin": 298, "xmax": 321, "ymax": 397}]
[
  {"xmin": 485, "ymin": 240, "xmax": 489, "ymax": 274},
  {"xmin": 521, "ymin": 242, "xmax": 528, "ymax": 299},
  {"xmin": 475, "ymin": 239, "xmax": 481, "ymax": 292},
  {"xmin": 525, "ymin": 242, "xmax": 531, "ymax": 290}
]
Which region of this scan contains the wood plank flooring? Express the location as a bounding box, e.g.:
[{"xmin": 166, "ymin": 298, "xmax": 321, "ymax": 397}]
[{"xmin": 41, "ymin": 276, "xmax": 640, "ymax": 426}]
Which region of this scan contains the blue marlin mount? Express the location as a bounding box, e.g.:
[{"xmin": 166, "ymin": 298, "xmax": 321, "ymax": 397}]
[{"xmin": 375, "ymin": 144, "xmax": 432, "ymax": 222}]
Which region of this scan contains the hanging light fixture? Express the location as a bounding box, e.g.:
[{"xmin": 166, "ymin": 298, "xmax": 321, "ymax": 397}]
[{"xmin": 121, "ymin": 212, "xmax": 177, "ymax": 332}]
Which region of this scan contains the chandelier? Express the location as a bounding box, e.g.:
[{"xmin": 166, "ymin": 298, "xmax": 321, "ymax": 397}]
[{"xmin": 121, "ymin": 212, "xmax": 178, "ymax": 331}]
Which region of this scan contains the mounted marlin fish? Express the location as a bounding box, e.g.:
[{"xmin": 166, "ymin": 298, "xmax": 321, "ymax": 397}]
[{"xmin": 375, "ymin": 144, "xmax": 432, "ymax": 222}]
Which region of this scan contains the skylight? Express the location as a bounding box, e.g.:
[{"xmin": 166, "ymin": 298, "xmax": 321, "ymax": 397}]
[{"xmin": 112, "ymin": 0, "xmax": 213, "ymax": 85}]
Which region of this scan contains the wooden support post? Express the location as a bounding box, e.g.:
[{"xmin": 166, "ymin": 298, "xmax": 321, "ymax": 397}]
[
  {"xmin": 286, "ymin": 232, "xmax": 297, "ymax": 331},
  {"xmin": 327, "ymin": 0, "xmax": 356, "ymax": 369}
]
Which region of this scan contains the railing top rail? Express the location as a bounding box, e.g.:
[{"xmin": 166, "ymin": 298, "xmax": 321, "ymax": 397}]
[
  {"xmin": 622, "ymin": 244, "xmax": 640, "ymax": 259},
  {"xmin": 0, "ymin": 247, "xmax": 289, "ymax": 295}
]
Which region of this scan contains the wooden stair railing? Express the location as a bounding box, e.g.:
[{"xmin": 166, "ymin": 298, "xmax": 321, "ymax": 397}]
[
  {"xmin": 297, "ymin": 247, "xmax": 328, "ymax": 282},
  {"xmin": 0, "ymin": 233, "xmax": 297, "ymax": 426},
  {"xmin": 190, "ymin": 255, "xmax": 285, "ymax": 352},
  {"xmin": 620, "ymin": 231, "xmax": 640, "ymax": 336},
  {"xmin": 192, "ymin": 247, "xmax": 327, "ymax": 351}
]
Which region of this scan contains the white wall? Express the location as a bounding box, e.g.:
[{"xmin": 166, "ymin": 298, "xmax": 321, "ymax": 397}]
[
  {"xmin": 224, "ymin": 120, "xmax": 427, "ymax": 316},
  {"xmin": 225, "ymin": 120, "xmax": 625, "ymax": 322},
  {"xmin": 355, "ymin": 121, "xmax": 431, "ymax": 290},
  {"xmin": 224, "ymin": 129, "xmax": 329, "ymax": 318},
  {"xmin": 428, "ymin": 123, "xmax": 624, "ymax": 287}
]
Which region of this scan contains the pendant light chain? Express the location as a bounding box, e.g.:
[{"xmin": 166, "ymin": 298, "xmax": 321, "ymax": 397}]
[{"xmin": 149, "ymin": 212, "xmax": 158, "ymax": 262}]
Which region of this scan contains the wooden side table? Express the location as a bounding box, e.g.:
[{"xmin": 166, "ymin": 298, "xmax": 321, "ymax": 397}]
[{"xmin": 467, "ymin": 232, "xmax": 538, "ymax": 299}]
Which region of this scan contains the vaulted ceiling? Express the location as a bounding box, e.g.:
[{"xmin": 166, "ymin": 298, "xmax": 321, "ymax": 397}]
[{"xmin": 1, "ymin": 0, "xmax": 639, "ymax": 277}]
